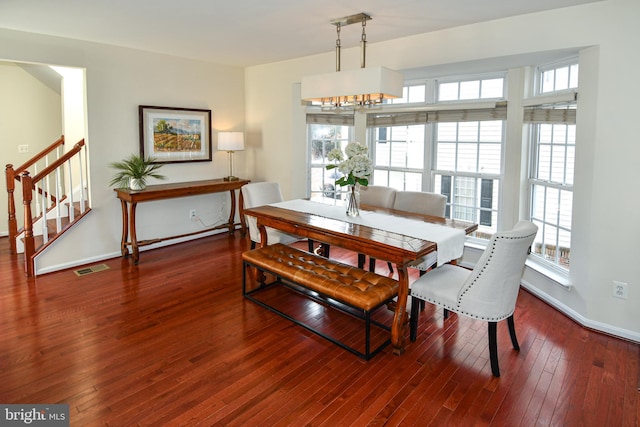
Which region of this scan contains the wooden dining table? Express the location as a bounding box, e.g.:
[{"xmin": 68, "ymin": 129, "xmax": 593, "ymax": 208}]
[{"xmin": 242, "ymin": 198, "xmax": 477, "ymax": 355}]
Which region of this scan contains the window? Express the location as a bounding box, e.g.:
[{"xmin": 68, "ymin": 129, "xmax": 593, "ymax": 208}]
[
  {"xmin": 365, "ymin": 75, "xmax": 506, "ymax": 234},
  {"xmin": 434, "ymin": 76, "xmax": 505, "ymax": 237},
  {"xmin": 433, "ymin": 120, "xmax": 503, "ymax": 237},
  {"xmin": 527, "ymin": 61, "xmax": 578, "ymax": 269},
  {"xmin": 370, "ymin": 124, "xmax": 425, "ymax": 190},
  {"xmin": 438, "ymin": 77, "xmax": 504, "ymax": 101},
  {"xmin": 528, "ymin": 119, "xmax": 575, "ymax": 268},
  {"xmin": 387, "ymin": 83, "xmax": 427, "ymax": 104},
  {"xmin": 307, "ymin": 117, "xmax": 353, "ymax": 199},
  {"xmin": 539, "ymin": 63, "xmax": 579, "ymax": 93}
]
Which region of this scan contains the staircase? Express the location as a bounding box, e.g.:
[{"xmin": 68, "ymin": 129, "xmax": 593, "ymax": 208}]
[{"xmin": 5, "ymin": 135, "xmax": 91, "ymax": 277}]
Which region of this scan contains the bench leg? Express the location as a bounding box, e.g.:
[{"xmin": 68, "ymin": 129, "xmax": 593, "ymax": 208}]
[
  {"xmin": 358, "ymin": 253, "xmax": 366, "ymax": 269},
  {"xmin": 243, "ymin": 261, "xmax": 267, "ymax": 293},
  {"xmin": 365, "ymin": 311, "xmax": 371, "ymax": 359}
]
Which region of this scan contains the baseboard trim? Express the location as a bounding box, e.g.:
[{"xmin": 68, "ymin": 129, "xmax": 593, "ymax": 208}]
[
  {"xmin": 520, "ymin": 279, "xmax": 640, "ymax": 344},
  {"xmin": 34, "ymin": 228, "xmax": 232, "ymax": 275}
]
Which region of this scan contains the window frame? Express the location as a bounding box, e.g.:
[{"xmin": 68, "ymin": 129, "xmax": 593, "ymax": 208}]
[
  {"xmin": 367, "ymin": 123, "xmax": 431, "ymax": 191},
  {"xmin": 432, "ymin": 118, "xmax": 505, "ymax": 239},
  {"xmin": 526, "ymin": 58, "xmax": 579, "ymax": 271},
  {"xmin": 306, "ymin": 121, "xmax": 354, "ymax": 200}
]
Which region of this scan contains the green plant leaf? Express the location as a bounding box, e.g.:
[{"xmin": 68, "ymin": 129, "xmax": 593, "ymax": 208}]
[{"xmin": 109, "ymin": 154, "xmax": 166, "ymax": 188}]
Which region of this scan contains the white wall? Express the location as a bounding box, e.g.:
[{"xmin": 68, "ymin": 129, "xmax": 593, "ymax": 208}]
[
  {"xmin": 0, "ymin": 29, "xmax": 246, "ymax": 272},
  {"xmin": 245, "ymin": 0, "xmax": 640, "ymax": 340},
  {"xmin": 0, "ymin": 62, "xmax": 62, "ymax": 236}
]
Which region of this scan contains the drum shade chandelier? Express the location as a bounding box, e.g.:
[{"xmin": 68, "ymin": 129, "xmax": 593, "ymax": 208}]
[{"xmin": 301, "ymin": 13, "xmax": 404, "ymax": 109}]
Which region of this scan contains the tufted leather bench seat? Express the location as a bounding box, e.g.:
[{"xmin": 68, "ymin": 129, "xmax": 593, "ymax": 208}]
[{"xmin": 242, "ymin": 243, "xmax": 399, "ymax": 359}]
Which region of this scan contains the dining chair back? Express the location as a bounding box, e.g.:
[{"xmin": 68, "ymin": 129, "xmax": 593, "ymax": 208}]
[
  {"xmin": 241, "ymin": 182, "xmax": 299, "ymax": 248},
  {"xmin": 359, "ymin": 185, "xmax": 396, "ymax": 208},
  {"xmin": 409, "ymin": 220, "xmax": 538, "ymax": 376},
  {"xmin": 393, "ymin": 191, "xmax": 447, "ymax": 217},
  {"xmin": 356, "ymin": 185, "xmax": 396, "ymax": 270},
  {"xmin": 370, "ymin": 191, "xmax": 447, "ymax": 274}
]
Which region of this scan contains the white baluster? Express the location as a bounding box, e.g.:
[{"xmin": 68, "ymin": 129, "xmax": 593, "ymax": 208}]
[
  {"xmin": 55, "ymin": 168, "xmax": 62, "ymax": 232},
  {"xmin": 34, "ymin": 164, "xmax": 41, "ymax": 214},
  {"xmin": 77, "ymin": 149, "xmax": 86, "ymax": 213},
  {"xmin": 41, "ymin": 186, "xmax": 48, "ymax": 243},
  {"xmin": 67, "ymin": 158, "xmax": 75, "ymax": 222}
]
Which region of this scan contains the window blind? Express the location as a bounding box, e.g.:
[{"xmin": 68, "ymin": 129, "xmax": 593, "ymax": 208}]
[
  {"xmin": 522, "ymin": 90, "xmax": 577, "ymax": 124},
  {"xmin": 523, "ymin": 107, "xmax": 576, "ymax": 124},
  {"xmin": 306, "ymin": 113, "xmax": 354, "ymax": 125},
  {"xmin": 366, "ymin": 106, "xmax": 507, "ymax": 127}
]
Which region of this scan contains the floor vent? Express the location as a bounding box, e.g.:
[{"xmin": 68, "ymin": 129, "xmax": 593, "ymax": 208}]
[{"xmin": 74, "ymin": 264, "xmax": 110, "ymax": 276}]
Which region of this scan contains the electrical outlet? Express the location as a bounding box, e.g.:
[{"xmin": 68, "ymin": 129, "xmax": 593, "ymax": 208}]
[
  {"xmin": 189, "ymin": 209, "xmax": 196, "ymax": 219},
  {"xmin": 612, "ymin": 281, "xmax": 628, "ymax": 299}
]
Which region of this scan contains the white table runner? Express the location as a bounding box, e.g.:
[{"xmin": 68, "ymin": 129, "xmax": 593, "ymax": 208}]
[{"xmin": 271, "ymin": 199, "xmax": 466, "ymax": 266}]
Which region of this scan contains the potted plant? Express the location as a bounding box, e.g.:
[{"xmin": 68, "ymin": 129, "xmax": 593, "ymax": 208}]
[{"xmin": 109, "ymin": 154, "xmax": 166, "ymax": 190}]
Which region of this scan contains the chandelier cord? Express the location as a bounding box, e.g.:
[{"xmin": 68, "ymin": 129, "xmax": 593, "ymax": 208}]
[
  {"xmin": 335, "ymin": 24, "xmax": 341, "ymax": 72},
  {"xmin": 360, "ymin": 19, "xmax": 367, "ymax": 69}
]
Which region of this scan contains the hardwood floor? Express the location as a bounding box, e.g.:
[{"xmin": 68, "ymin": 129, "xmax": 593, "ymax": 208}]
[{"xmin": 1, "ymin": 233, "xmax": 638, "ymax": 426}]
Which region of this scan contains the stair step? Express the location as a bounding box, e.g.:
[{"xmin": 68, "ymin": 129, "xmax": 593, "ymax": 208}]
[
  {"xmin": 37, "ymin": 201, "xmax": 89, "ymax": 244},
  {"xmin": 28, "ymin": 206, "xmax": 92, "ymax": 252}
]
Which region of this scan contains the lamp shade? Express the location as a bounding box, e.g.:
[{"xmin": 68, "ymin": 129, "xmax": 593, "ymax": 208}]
[
  {"xmin": 301, "ymin": 66, "xmax": 404, "ymax": 104},
  {"xmin": 218, "ymin": 132, "xmax": 245, "ymax": 151}
]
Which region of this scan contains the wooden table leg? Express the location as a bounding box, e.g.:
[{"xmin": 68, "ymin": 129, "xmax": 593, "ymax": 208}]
[
  {"xmin": 258, "ymin": 222, "xmax": 268, "ymax": 248},
  {"xmin": 391, "ymin": 264, "xmax": 409, "ymax": 355},
  {"xmin": 120, "ymin": 200, "xmax": 129, "ymax": 257},
  {"xmin": 129, "ymin": 201, "xmax": 139, "ymax": 264},
  {"xmin": 227, "ymin": 189, "xmax": 236, "ymax": 234},
  {"xmin": 238, "ymin": 189, "xmax": 247, "ymax": 235}
]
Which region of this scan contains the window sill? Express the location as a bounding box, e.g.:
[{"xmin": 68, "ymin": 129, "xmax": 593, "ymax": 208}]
[
  {"xmin": 524, "ymin": 257, "xmax": 572, "ymax": 289},
  {"xmin": 463, "ymin": 240, "xmax": 572, "ymax": 290}
]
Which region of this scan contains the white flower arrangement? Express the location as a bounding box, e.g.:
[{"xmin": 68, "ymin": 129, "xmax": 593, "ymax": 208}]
[{"xmin": 326, "ymin": 142, "xmax": 373, "ymax": 187}]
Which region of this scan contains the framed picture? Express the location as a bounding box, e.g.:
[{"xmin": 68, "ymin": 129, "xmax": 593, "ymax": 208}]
[{"xmin": 139, "ymin": 105, "xmax": 212, "ymax": 163}]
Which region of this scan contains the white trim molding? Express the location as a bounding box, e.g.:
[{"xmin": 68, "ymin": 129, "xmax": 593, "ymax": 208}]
[{"xmin": 520, "ymin": 279, "xmax": 640, "ymax": 344}]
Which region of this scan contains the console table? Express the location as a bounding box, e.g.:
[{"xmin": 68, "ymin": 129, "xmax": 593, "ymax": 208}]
[{"xmin": 115, "ymin": 178, "xmax": 250, "ymax": 264}]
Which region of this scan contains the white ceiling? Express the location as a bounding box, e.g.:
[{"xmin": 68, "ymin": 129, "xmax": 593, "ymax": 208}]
[{"xmin": 0, "ymin": 0, "xmax": 601, "ymax": 67}]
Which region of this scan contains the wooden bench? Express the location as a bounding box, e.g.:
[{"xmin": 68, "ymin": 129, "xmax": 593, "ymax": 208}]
[{"xmin": 242, "ymin": 243, "xmax": 399, "ymax": 360}]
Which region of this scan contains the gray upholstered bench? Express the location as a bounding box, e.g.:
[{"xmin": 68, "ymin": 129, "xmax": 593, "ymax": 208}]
[{"xmin": 242, "ymin": 243, "xmax": 399, "ymax": 360}]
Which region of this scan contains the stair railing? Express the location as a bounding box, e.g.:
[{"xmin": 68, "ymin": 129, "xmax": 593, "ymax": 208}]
[
  {"xmin": 5, "ymin": 135, "xmax": 65, "ymax": 254},
  {"xmin": 6, "ymin": 136, "xmax": 88, "ymax": 276}
]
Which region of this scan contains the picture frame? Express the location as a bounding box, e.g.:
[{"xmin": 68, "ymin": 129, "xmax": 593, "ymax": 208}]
[{"xmin": 139, "ymin": 105, "xmax": 212, "ymax": 163}]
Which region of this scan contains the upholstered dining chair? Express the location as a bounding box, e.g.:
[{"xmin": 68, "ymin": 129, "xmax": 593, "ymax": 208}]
[
  {"xmin": 409, "ymin": 221, "xmax": 538, "ymax": 377},
  {"xmin": 359, "ymin": 185, "xmax": 396, "ymax": 209},
  {"xmin": 356, "ymin": 186, "xmax": 396, "ymax": 271},
  {"xmin": 395, "ymin": 191, "xmax": 447, "ymax": 274},
  {"xmin": 368, "ymin": 190, "xmax": 447, "ymax": 274},
  {"xmin": 393, "ymin": 190, "xmax": 447, "ymax": 217},
  {"xmin": 241, "ymin": 182, "xmax": 300, "ymax": 249},
  {"xmin": 393, "ymin": 191, "xmax": 449, "ymax": 312}
]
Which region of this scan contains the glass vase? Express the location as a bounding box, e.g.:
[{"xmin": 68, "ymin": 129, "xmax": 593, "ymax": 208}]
[{"xmin": 345, "ymin": 184, "xmax": 360, "ymax": 217}]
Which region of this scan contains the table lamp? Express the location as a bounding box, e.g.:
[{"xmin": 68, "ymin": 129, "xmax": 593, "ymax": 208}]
[{"xmin": 218, "ymin": 131, "xmax": 244, "ymax": 181}]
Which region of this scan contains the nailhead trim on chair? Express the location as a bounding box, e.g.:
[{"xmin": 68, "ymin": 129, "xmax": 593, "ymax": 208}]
[
  {"xmin": 413, "ymin": 232, "xmax": 537, "ymax": 322},
  {"xmin": 410, "ymin": 224, "xmax": 537, "ymax": 376},
  {"xmin": 456, "ymin": 233, "xmax": 537, "ymax": 321}
]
